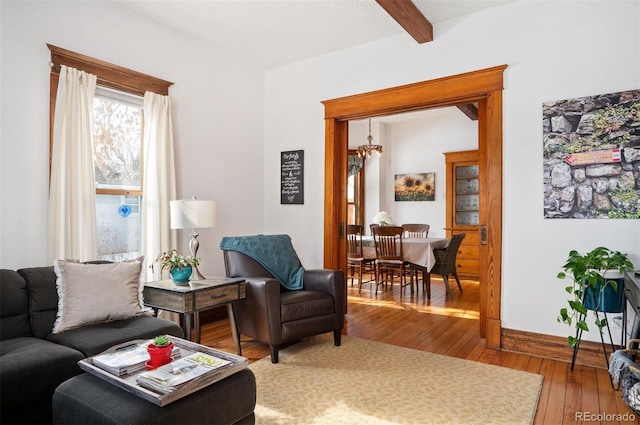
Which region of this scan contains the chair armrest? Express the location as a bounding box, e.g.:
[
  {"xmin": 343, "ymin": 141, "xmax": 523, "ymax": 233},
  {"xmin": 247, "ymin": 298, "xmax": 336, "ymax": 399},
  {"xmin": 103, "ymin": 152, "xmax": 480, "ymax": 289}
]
[
  {"xmin": 236, "ymin": 277, "xmax": 283, "ymax": 343},
  {"xmin": 433, "ymin": 248, "xmax": 455, "ymax": 270},
  {"xmin": 433, "ymin": 248, "xmax": 446, "ymax": 262},
  {"xmin": 303, "ymin": 269, "xmax": 345, "ymax": 319},
  {"xmin": 244, "ymin": 277, "xmax": 281, "ymax": 306}
]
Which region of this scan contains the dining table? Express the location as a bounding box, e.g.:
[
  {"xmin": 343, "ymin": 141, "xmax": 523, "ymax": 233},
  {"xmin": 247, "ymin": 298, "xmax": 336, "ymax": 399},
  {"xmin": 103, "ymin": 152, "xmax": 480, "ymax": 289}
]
[{"xmin": 361, "ymin": 236, "xmax": 449, "ymax": 272}]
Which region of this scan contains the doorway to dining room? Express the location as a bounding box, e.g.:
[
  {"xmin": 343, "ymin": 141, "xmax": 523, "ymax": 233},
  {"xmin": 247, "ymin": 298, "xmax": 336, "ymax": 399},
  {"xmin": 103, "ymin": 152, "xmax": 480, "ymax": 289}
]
[
  {"xmin": 322, "ymin": 65, "xmax": 506, "ymax": 348},
  {"xmin": 345, "ymin": 109, "xmax": 480, "ymax": 335}
]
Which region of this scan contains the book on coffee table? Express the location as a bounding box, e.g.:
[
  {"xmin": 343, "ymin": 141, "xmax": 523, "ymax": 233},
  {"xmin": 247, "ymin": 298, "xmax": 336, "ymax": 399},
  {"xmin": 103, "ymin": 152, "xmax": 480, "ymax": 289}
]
[
  {"xmin": 92, "ymin": 340, "xmax": 181, "ymax": 376},
  {"xmin": 137, "ymin": 352, "xmax": 230, "ymax": 394}
]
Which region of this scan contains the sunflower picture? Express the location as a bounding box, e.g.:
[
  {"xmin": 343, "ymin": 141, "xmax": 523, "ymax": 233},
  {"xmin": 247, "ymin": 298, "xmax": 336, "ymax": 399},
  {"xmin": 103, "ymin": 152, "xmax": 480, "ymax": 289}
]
[{"xmin": 394, "ymin": 173, "xmax": 435, "ymax": 201}]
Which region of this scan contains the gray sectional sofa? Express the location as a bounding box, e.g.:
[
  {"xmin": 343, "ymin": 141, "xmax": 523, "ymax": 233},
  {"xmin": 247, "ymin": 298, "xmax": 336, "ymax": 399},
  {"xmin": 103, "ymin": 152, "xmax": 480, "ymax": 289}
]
[{"xmin": 0, "ymin": 266, "xmax": 183, "ymax": 425}]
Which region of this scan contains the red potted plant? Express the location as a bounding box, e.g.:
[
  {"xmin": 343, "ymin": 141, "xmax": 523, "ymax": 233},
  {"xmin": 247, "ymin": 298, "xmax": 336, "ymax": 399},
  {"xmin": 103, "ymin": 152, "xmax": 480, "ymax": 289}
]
[{"xmin": 146, "ymin": 335, "xmax": 174, "ymax": 369}]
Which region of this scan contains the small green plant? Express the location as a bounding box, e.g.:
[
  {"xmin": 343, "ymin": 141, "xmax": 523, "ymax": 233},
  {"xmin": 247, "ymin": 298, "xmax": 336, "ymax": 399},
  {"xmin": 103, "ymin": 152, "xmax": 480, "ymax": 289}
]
[
  {"xmin": 607, "ymin": 188, "xmax": 640, "ymax": 219},
  {"xmin": 153, "ymin": 335, "xmax": 170, "ymax": 347},
  {"xmin": 557, "ymin": 247, "xmax": 634, "ymax": 347},
  {"xmin": 152, "ymin": 248, "xmax": 199, "ymax": 272},
  {"xmin": 592, "ymin": 104, "xmax": 634, "ymax": 145}
]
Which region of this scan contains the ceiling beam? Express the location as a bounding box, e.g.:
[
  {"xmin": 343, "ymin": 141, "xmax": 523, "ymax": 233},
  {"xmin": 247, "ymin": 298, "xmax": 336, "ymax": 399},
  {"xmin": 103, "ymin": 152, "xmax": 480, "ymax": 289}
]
[
  {"xmin": 375, "ymin": 0, "xmax": 433, "ymax": 43},
  {"xmin": 457, "ymin": 103, "xmax": 479, "ymax": 121}
]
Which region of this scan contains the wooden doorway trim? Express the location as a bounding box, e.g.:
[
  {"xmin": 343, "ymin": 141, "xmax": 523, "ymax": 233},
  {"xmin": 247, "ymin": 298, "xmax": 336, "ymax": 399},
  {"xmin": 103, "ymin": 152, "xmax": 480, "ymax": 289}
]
[{"xmin": 321, "ymin": 65, "xmax": 506, "ymax": 349}]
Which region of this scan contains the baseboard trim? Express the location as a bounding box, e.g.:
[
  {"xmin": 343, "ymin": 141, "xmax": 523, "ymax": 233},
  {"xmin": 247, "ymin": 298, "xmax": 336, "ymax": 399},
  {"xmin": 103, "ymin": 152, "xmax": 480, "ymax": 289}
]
[{"xmin": 501, "ymin": 328, "xmax": 618, "ymax": 369}]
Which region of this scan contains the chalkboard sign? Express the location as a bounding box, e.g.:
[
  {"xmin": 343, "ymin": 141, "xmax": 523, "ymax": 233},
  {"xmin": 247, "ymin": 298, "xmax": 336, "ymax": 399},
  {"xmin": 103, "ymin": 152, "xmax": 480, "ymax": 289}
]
[{"xmin": 281, "ymin": 150, "xmax": 304, "ymax": 204}]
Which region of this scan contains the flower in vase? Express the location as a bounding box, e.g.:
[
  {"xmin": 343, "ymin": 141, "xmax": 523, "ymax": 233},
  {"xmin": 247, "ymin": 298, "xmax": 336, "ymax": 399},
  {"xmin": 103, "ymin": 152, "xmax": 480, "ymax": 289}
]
[{"xmin": 373, "ymin": 211, "xmax": 393, "ymax": 226}]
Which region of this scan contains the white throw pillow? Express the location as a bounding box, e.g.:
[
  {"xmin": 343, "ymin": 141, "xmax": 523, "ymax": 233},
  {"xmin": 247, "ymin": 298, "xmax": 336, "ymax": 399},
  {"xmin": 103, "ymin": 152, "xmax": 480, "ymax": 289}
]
[{"xmin": 52, "ymin": 258, "xmax": 152, "ymax": 334}]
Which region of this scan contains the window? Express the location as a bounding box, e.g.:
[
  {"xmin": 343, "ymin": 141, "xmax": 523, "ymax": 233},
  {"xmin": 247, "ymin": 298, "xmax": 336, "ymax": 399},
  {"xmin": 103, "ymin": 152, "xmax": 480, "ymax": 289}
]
[
  {"xmin": 93, "ymin": 88, "xmax": 143, "ymax": 260},
  {"xmin": 347, "ymin": 151, "xmax": 365, "ymax": 227},
  {"xmin": 347, "ymin": 173, "xmax": 356, "ymax": 224},
  {"xmin": 48, "ymin": 44, "xmax": 173, "ymax": 260}
]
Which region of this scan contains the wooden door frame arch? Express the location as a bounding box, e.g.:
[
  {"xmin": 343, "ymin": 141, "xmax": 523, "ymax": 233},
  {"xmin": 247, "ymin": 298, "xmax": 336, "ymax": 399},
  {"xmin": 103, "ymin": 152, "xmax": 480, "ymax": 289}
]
[{"xmin": 322, "ymin": 65, "xmax": 506, "ymax": 349}]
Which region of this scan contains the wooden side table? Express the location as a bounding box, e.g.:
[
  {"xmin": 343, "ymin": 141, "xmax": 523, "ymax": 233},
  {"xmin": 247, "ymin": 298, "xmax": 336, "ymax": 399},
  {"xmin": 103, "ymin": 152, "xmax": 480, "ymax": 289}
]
[{"xmin": 143, "ymin": 277, "xmax": 246, "ymax": 353}]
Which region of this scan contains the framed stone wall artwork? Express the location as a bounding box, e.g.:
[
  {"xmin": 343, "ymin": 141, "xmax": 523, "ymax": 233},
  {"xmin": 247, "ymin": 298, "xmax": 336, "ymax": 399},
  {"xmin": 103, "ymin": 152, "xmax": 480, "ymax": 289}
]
[
  {"xmin": 542, "ymin": 89, "xmax": 640, "ymax": 219},
  {"xmin": 394, "ymin": 173, "xmax": 435, "ymax": 201}
]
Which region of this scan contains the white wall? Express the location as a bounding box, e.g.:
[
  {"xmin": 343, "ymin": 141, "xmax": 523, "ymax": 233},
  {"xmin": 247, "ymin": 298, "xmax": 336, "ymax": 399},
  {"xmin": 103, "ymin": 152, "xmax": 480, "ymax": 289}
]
[
  {"xmin": 263, "ymin": 0, "xmax": 640, "ymax": 342},
  {"xmin": 349, "ymin": 109, "xmax": 478, "ymax": 238},
  {"xmin": 0, "ymin": 1, "xmax": 265, "ymax": 275}
]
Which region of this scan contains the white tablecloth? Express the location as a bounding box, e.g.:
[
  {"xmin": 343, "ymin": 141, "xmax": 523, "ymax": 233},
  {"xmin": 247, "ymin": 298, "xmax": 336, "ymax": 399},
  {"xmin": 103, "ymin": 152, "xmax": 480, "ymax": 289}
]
[{"xmin": 362, "ymin": 237, "xmax": 449, "ymax": 272}]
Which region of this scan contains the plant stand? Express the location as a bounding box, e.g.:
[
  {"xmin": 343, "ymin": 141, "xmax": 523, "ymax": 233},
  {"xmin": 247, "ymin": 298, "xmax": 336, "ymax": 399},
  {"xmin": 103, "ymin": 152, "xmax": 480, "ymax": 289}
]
[
  {"xmin": 570, "ymin": 284, "xmax": 626, "ymax": 389},
  {"xmin": 571, "ymin": 311, "xmax": 624, "ymax": 367}
]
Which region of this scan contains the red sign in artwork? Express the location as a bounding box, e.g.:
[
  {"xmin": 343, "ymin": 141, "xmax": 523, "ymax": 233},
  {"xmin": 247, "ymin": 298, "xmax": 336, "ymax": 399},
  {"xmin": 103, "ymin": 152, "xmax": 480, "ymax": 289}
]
[{"xmin": 565, "ymin": 149, "xmax": 622, "ymax": 166}]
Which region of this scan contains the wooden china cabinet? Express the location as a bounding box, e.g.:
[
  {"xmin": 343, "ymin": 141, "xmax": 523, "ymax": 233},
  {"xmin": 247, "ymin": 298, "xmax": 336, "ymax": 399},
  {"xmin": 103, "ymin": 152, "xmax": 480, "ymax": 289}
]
[{"xmin": 444, "ymin": 150, "xmax": 480, "ymax": 279}]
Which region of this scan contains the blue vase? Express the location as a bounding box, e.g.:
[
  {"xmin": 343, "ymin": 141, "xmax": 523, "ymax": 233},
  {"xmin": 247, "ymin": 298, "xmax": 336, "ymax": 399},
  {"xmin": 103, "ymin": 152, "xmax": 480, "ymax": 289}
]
[{"xmin": 170, "ymin": 266, "xmax": 192, "ymax": 284}]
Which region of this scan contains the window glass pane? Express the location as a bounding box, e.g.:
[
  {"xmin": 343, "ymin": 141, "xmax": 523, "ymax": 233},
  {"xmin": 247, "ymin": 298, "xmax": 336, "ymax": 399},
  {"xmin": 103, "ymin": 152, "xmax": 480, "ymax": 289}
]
[
  {"xmin": 93, "ymin": 97, "xmax": 142, "ymax": 190},
  {"xmin": 93, "ymin": 88, "xmax": 143, "ymax": 261},
  {"xmin": 96, "ymin": 194, "xmax": 141, "ymax": 261},
  {"xmin": 347, "ymin": 175, "xmax": 355, "ymax": 202}
]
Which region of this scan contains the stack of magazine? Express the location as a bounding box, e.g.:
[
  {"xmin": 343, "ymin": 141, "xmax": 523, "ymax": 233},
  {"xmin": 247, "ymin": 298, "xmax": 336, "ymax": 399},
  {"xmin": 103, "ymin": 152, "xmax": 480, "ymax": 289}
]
[
  {"xmin": 92, "ymin": 340, "xmax": 181, "ymax": 376},
  {"xmin": 136, "ymin": 352, "xmax": 231, "ymax": 394}
]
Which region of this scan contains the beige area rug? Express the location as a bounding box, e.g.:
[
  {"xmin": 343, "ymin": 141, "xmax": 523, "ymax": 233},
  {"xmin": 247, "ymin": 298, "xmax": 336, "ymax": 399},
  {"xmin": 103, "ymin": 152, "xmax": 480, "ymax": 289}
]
[{"xmin": 249, "ymin": 334, "xmax": 543, "ymax": 425}]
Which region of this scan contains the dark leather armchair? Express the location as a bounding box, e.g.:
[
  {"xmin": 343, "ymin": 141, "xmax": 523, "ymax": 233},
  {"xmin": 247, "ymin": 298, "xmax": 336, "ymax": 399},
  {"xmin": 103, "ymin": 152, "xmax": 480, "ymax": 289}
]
[{"xmin": 223, "ymin": 250, "xmax": 345, "ymax": 363}]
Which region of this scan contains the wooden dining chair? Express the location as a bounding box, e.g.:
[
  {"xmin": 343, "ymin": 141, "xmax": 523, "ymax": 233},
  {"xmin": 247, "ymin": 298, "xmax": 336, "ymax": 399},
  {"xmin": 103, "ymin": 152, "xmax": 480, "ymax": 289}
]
[
  {"xmin": 402, "ymin": 223, "xmax": 431, "ymax": 293},
  {"xmin": 402, "ymin": 223, "xmax": 430, "ymax": 238},
  {"xmin": 372, "ymin": 226, "xmax": 411, "ymax": 297},
  {"xmin": 347, "ymin": 224, "xmax": 376, "ymax": 293},
  {"xmin": 428, "ymin": 233, "xmax": 466, "ymax": 300}
]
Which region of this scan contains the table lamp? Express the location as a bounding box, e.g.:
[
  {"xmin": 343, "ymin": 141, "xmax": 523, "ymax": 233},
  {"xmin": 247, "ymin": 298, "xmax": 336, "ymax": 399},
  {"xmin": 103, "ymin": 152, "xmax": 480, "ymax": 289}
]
[{"xmin": 170, "ymin": 198, "xmax": 217, "ymax": 280}]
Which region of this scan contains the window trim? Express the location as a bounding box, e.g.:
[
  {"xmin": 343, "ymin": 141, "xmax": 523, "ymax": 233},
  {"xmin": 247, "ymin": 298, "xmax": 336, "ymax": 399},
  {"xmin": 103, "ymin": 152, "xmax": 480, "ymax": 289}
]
[{"xmin": 48, "ymin": 44, "xmax": 172, "ymax": 96}]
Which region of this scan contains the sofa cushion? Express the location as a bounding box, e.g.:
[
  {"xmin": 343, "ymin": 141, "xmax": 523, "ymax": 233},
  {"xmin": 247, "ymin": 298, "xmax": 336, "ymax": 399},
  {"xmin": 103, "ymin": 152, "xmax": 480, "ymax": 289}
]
[
  {"xmin": 280, "ymin": 290, "xmax": 335, "ymax": 322},
  {"xmin": 0, "ymin": 337, "xmax": 84, "ymax": 421},
  {"xmin": 0, "ymin": 269, "xmax": 32, "ymax": 340},
  {"xmin": 52, "ymin": 259, "xmax": 152, "ymax": 334},
  {"xmin": 18, "ymin": 266, "xmax": 59, "ymax": 338},
  {"xmin": 47, "ymin": 315, "xmax": 183, "ymax": 357}
]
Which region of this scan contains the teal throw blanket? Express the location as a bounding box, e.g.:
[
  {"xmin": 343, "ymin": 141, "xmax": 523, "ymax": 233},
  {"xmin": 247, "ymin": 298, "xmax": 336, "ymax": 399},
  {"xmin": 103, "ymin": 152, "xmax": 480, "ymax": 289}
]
[{"xmin": 220, "ymin": 234, "xmax": 304, "ymax": 290}]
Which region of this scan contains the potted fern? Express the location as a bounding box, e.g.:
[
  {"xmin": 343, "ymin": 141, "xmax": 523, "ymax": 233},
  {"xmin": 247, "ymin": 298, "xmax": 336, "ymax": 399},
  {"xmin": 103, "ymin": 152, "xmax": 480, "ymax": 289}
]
[{"xmin": 557, "ymin": 246, "xmax": 634, "ymax": 348}]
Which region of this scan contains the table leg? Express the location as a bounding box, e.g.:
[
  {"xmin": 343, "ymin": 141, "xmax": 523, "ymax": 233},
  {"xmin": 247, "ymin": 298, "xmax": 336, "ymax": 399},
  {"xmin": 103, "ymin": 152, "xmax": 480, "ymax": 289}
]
[
  {"xmin": 183, "ymin": 313, "xmax": 192, "ymax": 341},
  {"xmin": 622, "ymin": 304, "xmax": 627, "ymax": 349},
  {"xmin": 194, "ymin": 312, "xmax": 201, "ymax": 343},
  {"xmin": 227, "ymin": 303, "xmax": 242, "ymax": 356}
]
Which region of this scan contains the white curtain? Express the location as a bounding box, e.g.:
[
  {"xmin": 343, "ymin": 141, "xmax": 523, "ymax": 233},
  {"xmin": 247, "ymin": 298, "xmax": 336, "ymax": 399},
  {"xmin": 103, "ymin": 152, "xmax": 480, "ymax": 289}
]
[
  {"xmin": 142, "ymin": 92, "xmax": 176, "ymax": 282},
  {"xmin": 48, "ymin": 65, "xmax": 98, "ymax": 262}
]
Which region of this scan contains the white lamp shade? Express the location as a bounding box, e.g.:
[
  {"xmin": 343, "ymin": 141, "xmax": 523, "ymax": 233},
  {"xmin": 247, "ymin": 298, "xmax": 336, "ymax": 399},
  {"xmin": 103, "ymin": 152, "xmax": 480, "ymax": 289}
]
[{"xmin": 170, "ymin": 200, "xmax": 217, "ymax": 229}]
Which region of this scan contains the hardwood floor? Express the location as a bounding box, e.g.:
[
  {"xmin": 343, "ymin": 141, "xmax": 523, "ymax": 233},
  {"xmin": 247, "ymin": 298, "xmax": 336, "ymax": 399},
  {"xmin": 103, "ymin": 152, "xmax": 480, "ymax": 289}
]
[{"xmin": 199, "ymin": 274, "xmax": 634, "ymax": 425}]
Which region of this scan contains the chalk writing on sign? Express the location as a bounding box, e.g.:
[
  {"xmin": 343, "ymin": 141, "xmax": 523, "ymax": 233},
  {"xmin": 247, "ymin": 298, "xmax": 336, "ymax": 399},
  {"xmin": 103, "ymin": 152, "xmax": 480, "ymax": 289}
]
[{"xmin": 281, "ymin": 150, "xmax": 304, "ymax": 204}]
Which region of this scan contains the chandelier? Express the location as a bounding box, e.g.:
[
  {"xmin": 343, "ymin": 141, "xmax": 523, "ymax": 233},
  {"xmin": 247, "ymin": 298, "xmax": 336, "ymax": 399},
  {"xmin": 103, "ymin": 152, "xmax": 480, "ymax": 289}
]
[{"xmin": 357, "ymin": 119, "xmax": 383, "ymax": 159}]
